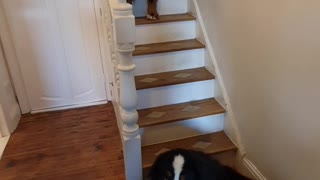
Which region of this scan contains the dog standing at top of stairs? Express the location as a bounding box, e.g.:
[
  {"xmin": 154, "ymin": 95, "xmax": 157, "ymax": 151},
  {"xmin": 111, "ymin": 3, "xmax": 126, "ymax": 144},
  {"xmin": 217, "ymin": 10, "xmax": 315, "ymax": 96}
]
[{"xmin": 127, "ymin": 0, "xmax": 159, "ymax": 20}]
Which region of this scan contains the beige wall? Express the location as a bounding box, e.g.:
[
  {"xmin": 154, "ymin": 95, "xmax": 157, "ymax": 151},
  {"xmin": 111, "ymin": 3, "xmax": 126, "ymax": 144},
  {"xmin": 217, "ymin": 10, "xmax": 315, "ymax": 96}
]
[{"xmin": 196, "ymin": 0, "xmax": 320, "ymax": 179}]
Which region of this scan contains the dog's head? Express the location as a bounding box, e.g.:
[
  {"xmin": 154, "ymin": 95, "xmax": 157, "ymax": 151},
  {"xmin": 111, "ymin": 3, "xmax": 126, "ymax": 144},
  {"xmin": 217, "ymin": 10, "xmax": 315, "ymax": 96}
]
[
  {"xmin": 148, "ymin": 149, "xmax": 251, "ymax": 180},
  {"xmin": 148, "ymin": 149, "xmax": 196, "ymax": 180}
]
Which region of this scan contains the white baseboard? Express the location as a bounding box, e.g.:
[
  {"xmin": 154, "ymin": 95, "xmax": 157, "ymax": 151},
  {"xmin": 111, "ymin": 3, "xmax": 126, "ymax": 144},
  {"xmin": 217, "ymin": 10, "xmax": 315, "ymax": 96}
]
[
  {"xmin": 31, "ymin": 100, "xmax": 108, "ymax": 114},
  {"xmin": 243, "ymin": 156, "xmax": 267, "ymax": 180},
  {"xmin": 0, "ymin": 136, "xmax": 10, "ymax": 159}
]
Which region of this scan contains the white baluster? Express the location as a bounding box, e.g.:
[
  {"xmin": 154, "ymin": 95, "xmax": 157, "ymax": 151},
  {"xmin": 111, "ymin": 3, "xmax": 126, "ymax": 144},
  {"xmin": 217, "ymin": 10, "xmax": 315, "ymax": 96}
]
[{"xmin": 112, "ymin": 2, "xmax": 142, "ymax": 180}]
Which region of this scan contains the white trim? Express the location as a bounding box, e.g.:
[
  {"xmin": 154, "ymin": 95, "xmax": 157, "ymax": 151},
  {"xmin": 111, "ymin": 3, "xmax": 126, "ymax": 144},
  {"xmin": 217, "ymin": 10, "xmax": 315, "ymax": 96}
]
[
  {"xmin": 243, "ymin": 157, "xmax": 268, "ymax": 180},
  {"xmin": 191, "ymin": 0, "xmax": 246, "ymax": 155},
  {"xmin": 0, "ymin": 105, "xmax": 10, "ymax": 137},
  {"xmin": 111, "ymin": 101, "xmax": 123, "ymax": 139},
  {"xmin": 94, "ymin": 0, "xmax": 113, "ymax": 100},
  {"xmin": 0, "ymin": 1, "xmax": 31, "ymax": 114},
  {"xmin": 31, "ymin": 100, "xmax": 108, "ymax": 114},
  {"xmin": 0, "ymin": 136, "xmax": 10, "ymax": 160}
]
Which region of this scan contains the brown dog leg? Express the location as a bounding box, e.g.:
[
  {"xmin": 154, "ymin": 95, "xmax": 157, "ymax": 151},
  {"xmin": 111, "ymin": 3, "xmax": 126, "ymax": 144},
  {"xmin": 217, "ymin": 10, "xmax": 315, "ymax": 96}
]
[{"xmin": 147, "ymin": 0, "xmax": 159, "ymax": 20}]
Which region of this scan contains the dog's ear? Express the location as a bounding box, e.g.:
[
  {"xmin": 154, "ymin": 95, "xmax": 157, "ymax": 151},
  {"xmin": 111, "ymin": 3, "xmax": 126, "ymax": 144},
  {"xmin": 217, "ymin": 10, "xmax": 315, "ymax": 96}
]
[
  {"xmin": 148, "ymin": 152, "xmax": 174, "ymax": 180},
  {"xmin": 148, "ymin": 163, "xmax": 159, "ymax": 180},
  {"xmin": 148, "ymin": 153, "xmax": 164, "ymax": 180}
]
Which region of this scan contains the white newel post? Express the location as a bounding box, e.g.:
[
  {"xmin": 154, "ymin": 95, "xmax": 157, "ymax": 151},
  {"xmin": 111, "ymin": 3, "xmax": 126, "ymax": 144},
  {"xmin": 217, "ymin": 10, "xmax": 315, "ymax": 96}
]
[{"xmin": 113, "ymin": 3, "xmax": 142, "ymax": 180}]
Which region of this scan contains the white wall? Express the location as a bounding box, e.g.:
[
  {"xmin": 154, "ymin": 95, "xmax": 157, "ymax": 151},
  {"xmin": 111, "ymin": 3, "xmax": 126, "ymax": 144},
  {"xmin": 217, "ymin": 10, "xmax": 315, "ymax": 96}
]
[{"xmin": 196, "ymin": 0, "xmax": 320, "ymax": 179}]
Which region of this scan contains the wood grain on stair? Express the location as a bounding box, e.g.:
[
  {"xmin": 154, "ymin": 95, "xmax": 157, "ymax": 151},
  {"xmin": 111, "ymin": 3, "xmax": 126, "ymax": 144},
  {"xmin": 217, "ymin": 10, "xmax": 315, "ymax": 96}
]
[
  {"xmin": 133, "ymin": 39, "xmax": 205, "ymax": 56},
  {"xmin": 135, "ymin": 67, "xmax": 215, "ymax": 90},
  {"xmin": 138, "ymin": 98, "xmax": 225, "ymax": 127},
  {"xmin": 136, "ymin": 13, "xmax": 196, "ymax": 25},
  {"xmin": 142, "ymin": 131, "xmax": 237, "ymax": 169}
]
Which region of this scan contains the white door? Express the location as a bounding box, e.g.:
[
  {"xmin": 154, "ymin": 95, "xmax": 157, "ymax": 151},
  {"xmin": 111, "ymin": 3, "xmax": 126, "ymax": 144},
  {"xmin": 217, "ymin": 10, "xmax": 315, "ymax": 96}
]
[
  {"xmin": 0, "ymin": 43, "xmax": 21, "ymax": 137},
  {"xmin": 2, "ymin": 0, "xmax": 108, "ymax": 111}
]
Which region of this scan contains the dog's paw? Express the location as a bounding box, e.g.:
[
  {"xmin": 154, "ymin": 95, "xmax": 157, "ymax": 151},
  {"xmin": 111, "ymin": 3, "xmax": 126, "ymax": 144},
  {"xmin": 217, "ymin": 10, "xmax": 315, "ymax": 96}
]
[
  {"xmin": 146, "ymin": 13, "xmax": 158, "ymax": 20},
  {"xmin": 147, "ymin": 0, "xmax": 159, "ymax": 20},
  {"xmin": 147, "ymin": 8, "xmax": 159, "ymax": 20}
]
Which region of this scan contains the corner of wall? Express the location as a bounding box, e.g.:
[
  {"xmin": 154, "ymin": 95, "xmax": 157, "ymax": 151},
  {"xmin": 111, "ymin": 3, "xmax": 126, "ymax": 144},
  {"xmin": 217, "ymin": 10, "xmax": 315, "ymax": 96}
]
[
  {"xmin": 0, "ymin": 135, "xmax": 10, "ymax": 159},
  {"xmin": 243, "ymin": 156, "xmax": 268, "ymax": 180}
]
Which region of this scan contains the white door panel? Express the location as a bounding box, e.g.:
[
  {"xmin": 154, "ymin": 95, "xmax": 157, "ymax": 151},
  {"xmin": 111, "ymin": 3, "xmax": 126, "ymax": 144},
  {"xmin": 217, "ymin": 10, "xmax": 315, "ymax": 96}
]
[{"xmin": 2, "ymin": 0, "xmax": 107, "ymax": 110}]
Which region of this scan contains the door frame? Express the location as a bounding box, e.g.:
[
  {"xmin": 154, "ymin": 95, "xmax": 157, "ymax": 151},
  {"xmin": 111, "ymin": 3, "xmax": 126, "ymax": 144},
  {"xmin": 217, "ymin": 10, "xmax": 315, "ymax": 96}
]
[
  {"xmin": 0, "ymin": 1, "xmax": 30, "ymax": 114},
  {"xmin": 94, "ymin": 0, "xmax": 113, "ymax": 101},
  {"xmin": 0, "ymin": 33, "xmax": 21, "ymax": 137},
  {"xmin": 0, "ymin": 0, "xmax": 112, "ymax": 113}
]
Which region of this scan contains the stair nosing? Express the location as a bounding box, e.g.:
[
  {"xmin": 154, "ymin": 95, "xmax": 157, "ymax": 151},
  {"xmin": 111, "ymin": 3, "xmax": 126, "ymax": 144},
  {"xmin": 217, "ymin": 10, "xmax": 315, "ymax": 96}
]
[
  {"xmin": 135, "ymin": 13, "xmax": 196, "ymax": 25},
  {"xmin": 136, "ymin": 77, "xmax": 214, "ymax": 90},
  {"xmin": 133, "ymin": 39, "xmax": 205, "ymax": 56},
  {"xmin": 138, "ymin": 98, "xmax": 225, "ymax": 128}
]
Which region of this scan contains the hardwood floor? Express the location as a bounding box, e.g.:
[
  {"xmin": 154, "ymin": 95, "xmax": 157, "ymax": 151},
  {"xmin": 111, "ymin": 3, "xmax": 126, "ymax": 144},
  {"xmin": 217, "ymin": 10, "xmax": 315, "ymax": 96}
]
[{"xmin": 0, "ymin": 104, "xmax": 125, "ymax": 180}]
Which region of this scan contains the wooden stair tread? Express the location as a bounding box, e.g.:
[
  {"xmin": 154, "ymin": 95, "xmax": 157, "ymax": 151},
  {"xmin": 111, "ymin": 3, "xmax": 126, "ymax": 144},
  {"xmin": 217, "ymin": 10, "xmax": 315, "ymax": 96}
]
[
  {"xmin": 136, "ymin": 13, "xmax": 196, "ymax": 25},
  {"xmin": 142, "ymin": 131, "xmax": 237, "ymax": 169},
  {"xmin": 135, "ymin": 67, "xmax": 215, "ymax": 90},
  {"xmin": 138, "ymin": 98, "xmax": 225, "ymax": 128},
  {"xmin": 133, "ymin": 39, "xmax": 205, "ymax": 56}
]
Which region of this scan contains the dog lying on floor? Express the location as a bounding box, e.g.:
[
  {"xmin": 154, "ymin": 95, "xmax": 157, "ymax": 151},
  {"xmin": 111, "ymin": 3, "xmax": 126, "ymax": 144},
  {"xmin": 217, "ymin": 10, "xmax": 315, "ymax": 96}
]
[
  {"xmin": 148, "ymin": 149, "xmax": 251, "ymax": 180},
  {"xmin": 127, "ymin": 0, "xmax": 159, "ymax": 20}
]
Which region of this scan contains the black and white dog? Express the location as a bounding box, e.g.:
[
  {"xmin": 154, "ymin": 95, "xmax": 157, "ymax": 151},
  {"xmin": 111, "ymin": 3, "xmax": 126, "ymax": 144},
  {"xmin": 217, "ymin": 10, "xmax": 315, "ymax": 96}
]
[{"xmin": 148, "ymin": 149, "xmax": 251, "ymax": 180}]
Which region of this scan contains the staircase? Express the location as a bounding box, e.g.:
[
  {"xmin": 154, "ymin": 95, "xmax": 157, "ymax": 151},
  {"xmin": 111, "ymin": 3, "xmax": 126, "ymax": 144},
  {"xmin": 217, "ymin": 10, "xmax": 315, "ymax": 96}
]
[
  {"xmin": 131, "ymin": 0, "xmax": 238, "ymax": 178},
  {"xmin": 104, "ymin": 0, "xmax": 240, "ymax": 179}
]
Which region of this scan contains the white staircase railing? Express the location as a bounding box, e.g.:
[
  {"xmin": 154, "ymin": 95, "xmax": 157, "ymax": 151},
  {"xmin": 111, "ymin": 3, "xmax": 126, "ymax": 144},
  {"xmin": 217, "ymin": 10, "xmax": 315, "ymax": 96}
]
[{"xmin": 103, "ymin": 0, "xmax": 142, "ymax": 179}]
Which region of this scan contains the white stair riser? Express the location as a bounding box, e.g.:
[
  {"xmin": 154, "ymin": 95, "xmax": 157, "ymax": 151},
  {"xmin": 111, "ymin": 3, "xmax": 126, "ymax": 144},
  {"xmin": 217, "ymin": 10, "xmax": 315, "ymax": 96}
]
[
  {"xmin": 140, "ymin": 114, "xmax": 225, "ymax": 146},
  {"xmin": 132, "ymin": 0, "xmax": 188, "ymax": 17},
  {"xmin": 134, "ymin": 49, "xmax": 205, "ymax": 76},
  {"xmin": 136, "ymin": 21, "xmax": 196, "ymax": 45},
  {"xmin": 137, "ymin": 80, "xmax": 215, "ymax": 109}
]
